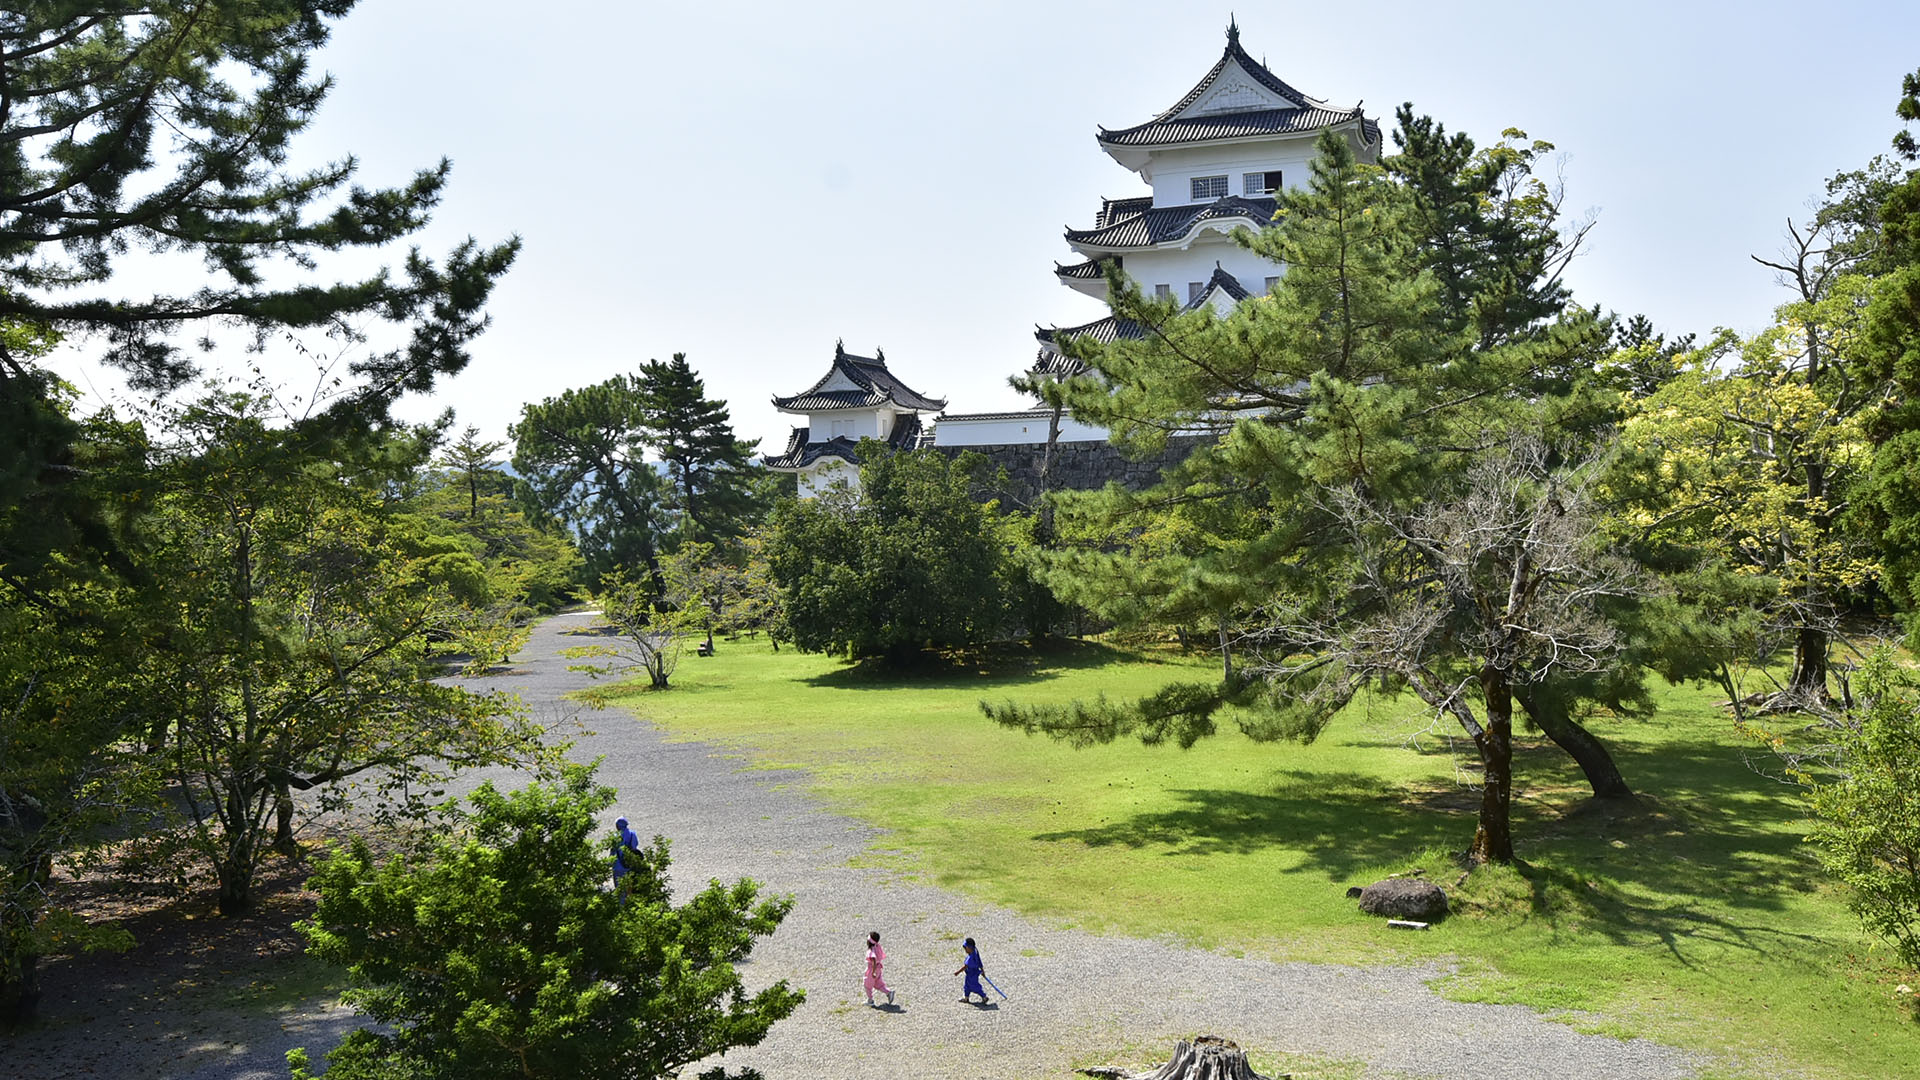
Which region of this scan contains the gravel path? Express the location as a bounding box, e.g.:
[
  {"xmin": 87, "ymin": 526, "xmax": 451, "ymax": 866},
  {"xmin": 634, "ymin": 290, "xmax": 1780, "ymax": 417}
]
[
  {"xmin": 22, "ymin": 612, "xmax": 1701, "ymax": 1080},
  {"xmin": 460, "ymin": 613, "xmax": 1704, "ymax": 1080}
]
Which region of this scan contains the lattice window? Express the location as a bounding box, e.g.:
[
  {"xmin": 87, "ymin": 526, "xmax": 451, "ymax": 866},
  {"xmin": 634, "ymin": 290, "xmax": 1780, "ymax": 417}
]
[{"xmin": 1190, "ymin": 175, "xmax": 1228, "ymax": 200}]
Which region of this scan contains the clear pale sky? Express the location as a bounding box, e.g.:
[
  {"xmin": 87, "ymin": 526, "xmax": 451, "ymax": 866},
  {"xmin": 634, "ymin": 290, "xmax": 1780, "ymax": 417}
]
[{"xmin": 46, "ymin": 1, "xmax": 1920, "ymax": 454}]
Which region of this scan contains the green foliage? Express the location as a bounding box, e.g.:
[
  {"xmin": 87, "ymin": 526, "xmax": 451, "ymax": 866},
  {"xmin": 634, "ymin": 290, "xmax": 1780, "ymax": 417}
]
[
  {"xmin": 568, "ymin": 569, "xmax": 697, "ymax": 691},
  {"xmin": 293, "ymin": 764, "xmax": 801, "ymax": 1080},
  {"xmin": 0, "ymin": 369, "xmax": 153, "ymax": 1026},
  {"xmin": 635, "ymin": 354, "xmax": 769, "ymax": 552},
  {"xmin": 1805, "ymin": 651, "xmax": 1920, "ymax": 970},
  {"xmin": 511, "ymin": 355, "xmax": 764, "ymax": 594},
  {"xmin": 399, "ymin": 437, "xmax": 584, "ymax": 618},
  {"xmin": 1013, "ymin": 125, "xmax": 1620, "ymax": 864},
  {"xmin": 0, "ymin": 0, "xmax": 516, "ymax": 417},
  {"xmin": 511, "ymin": 374, "xmax": 669, "ymax": 590},
  {"xmin": 437, "ymin": 425, "xmax": 509, "ymax": 519},
  {"xmin": 765, "ymin": 446, "xmax": 1031, "ymax": 663},
  {"xmin": 136, "ymin": 391, "xmax": 551, "ymax": 915},
  {"xmin": 637, "ymin": 638, "xmax": 1920, "ymax": 1079},
  {"xmin": 0, "ymin": 587, "xmax": 146, "ymax": 1029},
  {"xmin": 1857, "ymin": 72, "xmax": 1920, "ymax": 635}
]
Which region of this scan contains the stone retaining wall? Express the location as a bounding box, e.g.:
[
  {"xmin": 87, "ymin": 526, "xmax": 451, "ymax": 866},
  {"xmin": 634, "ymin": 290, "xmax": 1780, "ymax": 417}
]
[{"xmin": 932, "ymin": 435, "xmax": 1204, "ymax": 507}]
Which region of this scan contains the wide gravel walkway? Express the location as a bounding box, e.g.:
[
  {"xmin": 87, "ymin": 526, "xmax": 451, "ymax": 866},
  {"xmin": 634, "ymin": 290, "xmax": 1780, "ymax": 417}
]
[{"xmin": 454, "ymin": 612, "xmax": 1704, "ymax": 1080}]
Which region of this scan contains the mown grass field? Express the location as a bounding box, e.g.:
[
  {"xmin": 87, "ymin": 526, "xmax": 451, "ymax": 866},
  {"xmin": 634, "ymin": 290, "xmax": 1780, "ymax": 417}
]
[{"xmin": 608, "ymin": 637, "xmax": 1920, "ymax": 1080}]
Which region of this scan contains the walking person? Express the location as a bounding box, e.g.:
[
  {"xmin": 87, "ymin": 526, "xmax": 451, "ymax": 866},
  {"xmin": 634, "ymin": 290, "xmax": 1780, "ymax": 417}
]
[
  {"xmin": 611, "ymin": 816, "xmax": 641, "ymax": 901},
  {"xmin": 954, "ymin": 937, "xmax": 987, "ymax": 1004},
  {"xmin": 863, "ymin": 931, "xmax": 894, "ymax": 1007}
]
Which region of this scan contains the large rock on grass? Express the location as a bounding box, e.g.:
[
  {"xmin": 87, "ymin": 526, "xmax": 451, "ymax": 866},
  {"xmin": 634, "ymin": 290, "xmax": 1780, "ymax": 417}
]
[{"xmin": 1357, "ymin": 878, "xmax": 1448, "ymax": 921}]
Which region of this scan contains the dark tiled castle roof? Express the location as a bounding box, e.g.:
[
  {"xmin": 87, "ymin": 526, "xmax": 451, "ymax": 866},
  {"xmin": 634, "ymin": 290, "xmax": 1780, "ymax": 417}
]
[
  {"xmin": 1033, "ymin": 264, "xmax": 1254, "ymax": 378},
  {"xmin": 762, "ymin": 413, "xmax": 926, "ymax": 471},
  {"xmin": 771, "ymin": 342, "xmax": 946, "ymax": 413},
  {"xmin": 1055, "ymin": 258, "xmax": 1116, "ymax": 281},
  {"xmin": 1064, "ymin": 195, "xmax": 1278, "ymax": 250},
  {"xmin": 1096, "ymin": 26, "xmax": 1378, "ymax": 152},
  {"xmin": 1100, "ymin": 107, "xmax": 1379, "ymax": 149}
]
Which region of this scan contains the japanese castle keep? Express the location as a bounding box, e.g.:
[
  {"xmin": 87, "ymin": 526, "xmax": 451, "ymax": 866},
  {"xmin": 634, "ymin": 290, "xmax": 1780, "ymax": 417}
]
[{"xmin": 765, "ymin": 23, "xmax": 1380, "ymax": 497}]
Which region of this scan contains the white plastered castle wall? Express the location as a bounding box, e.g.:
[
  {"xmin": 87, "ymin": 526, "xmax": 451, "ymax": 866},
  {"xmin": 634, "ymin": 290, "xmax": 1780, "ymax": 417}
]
[{"xmin": 932, "ymin": 413, "xmax": 1107, "ymax": 446}]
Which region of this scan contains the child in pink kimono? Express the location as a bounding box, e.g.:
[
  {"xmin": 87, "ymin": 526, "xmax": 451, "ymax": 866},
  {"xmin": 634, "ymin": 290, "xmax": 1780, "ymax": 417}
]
[{"xmin": 863, "ymin": 930, "xmax": 894, "ymax": 1006}]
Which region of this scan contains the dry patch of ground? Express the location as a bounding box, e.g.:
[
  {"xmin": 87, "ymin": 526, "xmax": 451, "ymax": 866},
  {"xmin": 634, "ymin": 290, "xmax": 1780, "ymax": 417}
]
[{"xmin": 9, "ymin": 841, "xmax": 355, "ymax": 1080}]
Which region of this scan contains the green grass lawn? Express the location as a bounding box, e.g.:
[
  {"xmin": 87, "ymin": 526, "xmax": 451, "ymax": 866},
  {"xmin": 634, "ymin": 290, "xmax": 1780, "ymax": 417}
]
[{"xmin": 609, "ymin": 637, "xmax": 1920, "ymax": 1080}]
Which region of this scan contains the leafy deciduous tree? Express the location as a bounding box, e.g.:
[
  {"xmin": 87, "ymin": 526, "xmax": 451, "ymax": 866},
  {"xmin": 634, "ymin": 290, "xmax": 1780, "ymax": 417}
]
[
  {"xmin": 765, "ymin": 445, "xmax": 1017, "ymax": 664},
  {"xmin": 141, "ymin": 392, "xmax": 549, "ymax": 914}
]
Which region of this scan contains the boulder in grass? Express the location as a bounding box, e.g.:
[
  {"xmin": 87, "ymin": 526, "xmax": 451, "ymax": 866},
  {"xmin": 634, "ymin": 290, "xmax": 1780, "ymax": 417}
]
[{"xmin": 1357, "ymin": 878, "xmax": 1448, "ymax": 921}]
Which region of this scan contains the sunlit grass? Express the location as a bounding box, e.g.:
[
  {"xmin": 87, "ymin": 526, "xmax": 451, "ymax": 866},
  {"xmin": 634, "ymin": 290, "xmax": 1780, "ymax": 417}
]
[{"xmin": 609, "ymin": 636, "xmax": 1920, "ymax": 1079}]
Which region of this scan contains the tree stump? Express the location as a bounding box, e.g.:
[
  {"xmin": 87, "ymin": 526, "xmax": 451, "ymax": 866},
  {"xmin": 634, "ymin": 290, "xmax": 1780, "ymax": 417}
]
[{"xmin": 1081, "ymin": 1036, "xmax": 1280, "ymax": 1080}]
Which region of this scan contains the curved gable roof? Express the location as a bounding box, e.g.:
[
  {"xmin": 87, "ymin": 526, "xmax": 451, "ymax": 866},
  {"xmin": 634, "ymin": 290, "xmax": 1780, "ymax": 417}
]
[
  {"xmin": 1064, "ymin": 195, "xmax": 1277, "ymax": 250},
  {"xmin": 772, "ymin": 342, "xmax": 947, "ymax": 413},
  {"xmin": 1096, "ymin": 25, "xmax": 1377, "ymax": 152}
]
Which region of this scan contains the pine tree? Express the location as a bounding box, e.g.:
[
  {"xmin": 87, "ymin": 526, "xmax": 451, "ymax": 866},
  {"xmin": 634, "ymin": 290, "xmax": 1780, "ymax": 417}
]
[
  {"xmin": 996, "ymin": 130, "xmax": 1626, "ymax": 865},
  {"xmin": 636, "ymin": 353, "xmax": 767, "ymax": 553},
  {"xmin": 0, "ymin": 2, "xmax": 517, "ymax": 417},
  {"xmin": 438, "ymin": 425, "xmax": 508, "ymax": 518},
  {"xmin": 511, "ymin": 376, "xmax": 669, "ymax": 591}
]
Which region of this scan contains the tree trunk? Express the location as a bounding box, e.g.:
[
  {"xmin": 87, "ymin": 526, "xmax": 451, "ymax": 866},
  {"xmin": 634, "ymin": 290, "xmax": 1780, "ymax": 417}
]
[
  {"xmin": 1788, "ymin": 624, "xmax": 1831, "ymax": 701},
  {"xmin": 217, "ymin": 862, "xmax": 254, "ymax": 916},
  {"xmin": 0, "ymin": 851, "xmax": 50, "ymax": 1029},
  {"xmin": 217, "ymin": 787, "xmax": 257, "ymax": 916},
  {"xmin": 272, "ymin": 784, "xmax": 298, "ymax": 857},
  {"xmin": 1470, "ymin": 668, "xmax": 1516, "ymax": 865},
  {"xmin": 1101, "ymin": 1036, "xmax": 1276, "ymax": 1080},
  {"xmin": 1515, "ymin": 686, "xmax": 1632, "ymax": 800}
]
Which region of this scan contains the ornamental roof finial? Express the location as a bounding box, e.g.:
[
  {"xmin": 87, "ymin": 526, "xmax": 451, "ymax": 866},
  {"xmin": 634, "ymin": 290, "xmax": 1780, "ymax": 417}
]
[
  {"xmin": 1226, "ymin": 14, "xmax": 1239, "ymax": 48},
  {"xmin": 834, "ymin": 338, "xmax": 845, "ymax": 358}
]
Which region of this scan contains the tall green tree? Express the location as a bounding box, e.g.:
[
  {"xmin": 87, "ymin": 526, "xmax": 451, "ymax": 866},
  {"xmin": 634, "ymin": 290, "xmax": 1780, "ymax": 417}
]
[
  {"xmin": 294, "ymin": 765, "xmax": 801, "ymax": 1080},
  {"xmin": 1804, "ymin": 651, "xmax": 1920, "ymax": 972},
  {"xmin": 0, "ymin": 390, "xmax": 150, "ymax": 1028},
  {"xmin": 139, "ymin": 392, "xmax": 549, "ymax": 915},
  {"xmin": 1858, "ymin": 69, "xmax": 1920, "ymax": 632},
  {"xmin": 1386, "ymin": 110, "xmax": 1589, "ymax": 346},
  {"xmin": 0, "ymin": 1, "xmax": 517, "ymax": 413},
  {"xmin": 636, "ymin": 353, "xmax": 768, "ymax": 552},
  {"xmin": 438, "ymin": 424, "xmax": 509, "ymax": 518},
  {"xmin": 512, "ymin": 375, "xmax": 669, "ymax": 590},
  {"xmin": 766, "ymin": 445, "xmax": 1017, "ymax": 664},
  {"xmin": 996, "ymin": 129, "xmax": 1622, "ymax": 865}
]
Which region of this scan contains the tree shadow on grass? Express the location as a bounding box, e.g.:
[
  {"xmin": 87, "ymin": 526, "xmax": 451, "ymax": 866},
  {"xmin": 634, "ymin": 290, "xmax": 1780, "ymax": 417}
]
[
  {"xmin": 1032, "ymin": 771, "xmax": 1456, "ymax": 880},
  {"xmin": 1500, "ymin": 858, "xmax": 1831, "ymax": 971},
  {"xmin": 801, "ymin": 639, "xmax": 1169, "ymax": 692},
  {"xmin": 1031, "ymin": 740, "xmax": 1833, "ymax": 967}
]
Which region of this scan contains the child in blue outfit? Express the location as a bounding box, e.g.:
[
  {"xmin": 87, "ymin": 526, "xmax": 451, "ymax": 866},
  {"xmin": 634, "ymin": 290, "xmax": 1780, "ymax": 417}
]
[
  {"xmin": 611, "ymin": 816, "xmax": 641, "ymax": 900},
  {"xmin": 953, "ymin": 937, "xmax": 987, "ymax": 1003}
]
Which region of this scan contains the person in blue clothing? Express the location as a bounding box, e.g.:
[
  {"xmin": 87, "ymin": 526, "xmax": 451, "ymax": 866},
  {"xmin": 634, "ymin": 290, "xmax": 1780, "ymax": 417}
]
[
  {"xmin": 611, "ymin": 816, "xmax": 641, "ymax": 900},
  {"xmin": 953, "ymin": 937, "xmax": 987, "ymax": 1003}
]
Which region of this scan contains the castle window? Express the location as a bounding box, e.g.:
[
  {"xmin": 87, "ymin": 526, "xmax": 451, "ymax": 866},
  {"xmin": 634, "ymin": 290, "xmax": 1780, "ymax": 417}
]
[
  {"xmin": 1244, "ymin": 170, "xmax": 1284, "ymax": 195},
  {"xmin": 1190, "ymin": 175, "xmax": 1228, "ymax": 200},
  {"xmin": 1188, "ymin": 281, "xmax": 1206, "ymax": 304},
  {"xmin": 1154, "ymin": 284, "xmax": 1172, "ymax": 299},
  {"xmin": 1265, "ymin": 276, "xmax": 1280, "ymax": 293}
]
